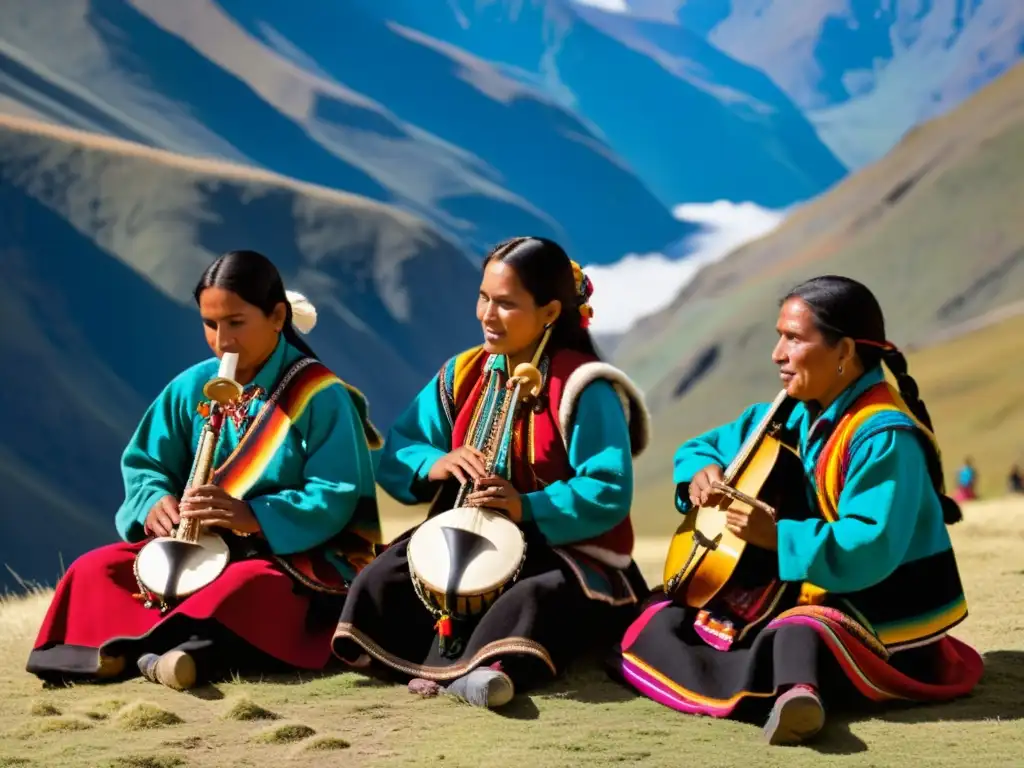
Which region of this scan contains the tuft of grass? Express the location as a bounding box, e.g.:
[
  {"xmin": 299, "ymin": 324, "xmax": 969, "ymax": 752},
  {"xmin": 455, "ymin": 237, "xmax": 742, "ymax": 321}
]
[
  {"xmin": 0, "ymin": 758, "xmax": 31, "ymax": 767},
  {"xmin": 98, "ymin": 757, "xmax": 185, "ymax": 768},
  {"xmin": 27, "ymin": 701, "xmax": 60, "ymax": 717},
  {"xmin": 80, "ymin": 698, "xmax": 126, "ymax": 721},
  {"xmin": 113, "ymin": 702, "xmax": 183, "ymax": 731},
  {"xmin": 302, "ymin": 735, "xmax": 351, "ymax": 752},
  {"xmin": 11, "ymin": 717, "xmax": 93, "ymax": 739},
  {"xmin": 252, "ymin": 722, "xmax": 316, "ymax": 744},
  {"xmin": 222, "ymin": 696, "xmax": 278, "ymax": 721},
  {"xmin": 160, "ymin": 736, "xmax": 203, "ymax": 751}
]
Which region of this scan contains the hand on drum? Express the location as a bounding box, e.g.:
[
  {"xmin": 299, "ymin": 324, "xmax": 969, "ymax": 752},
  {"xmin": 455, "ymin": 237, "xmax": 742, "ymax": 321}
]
[
  {"xmin": 427, "ymin": 445, "xmax": 489, "ymax": 485},
  {"xmin": 145, "ymin": 495, "xmax": 181, "ymax": 538},
  {"xmin": 464, "ymin": 475, "xmax": 523, "ymax": 523},
  {"xmin": 179, "ymin": 484, "xmax": 261, "ymax": 535}
]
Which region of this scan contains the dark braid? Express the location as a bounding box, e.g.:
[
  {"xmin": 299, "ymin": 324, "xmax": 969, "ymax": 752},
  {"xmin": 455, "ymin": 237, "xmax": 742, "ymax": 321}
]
[{"xmin": 783, "ymin": 275, "xmax": 962, "ymax": 524}]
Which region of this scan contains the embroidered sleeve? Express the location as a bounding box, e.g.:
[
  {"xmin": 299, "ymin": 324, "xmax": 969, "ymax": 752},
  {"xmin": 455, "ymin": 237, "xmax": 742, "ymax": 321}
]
[
  {"xmin": 247, "ymin": 384, "xmax": 377, "ymax": 554},
  {"xmin": 519, "ymin": 380, "xmax": 632, "ymax": 545},
  {"xmin": 115, "ymin": 376, "xmax": 195, "ymax": 543},
  {"xmin": 672, "ymin": 402, "xmax": 772, "ymax": 513},
  {"xmin": 375, "ymin": 372, "xmax": 452, "ymax": 505},
  {"xmin": 776, "ymin": 429, "xmax": 930, "ymax": 592}
]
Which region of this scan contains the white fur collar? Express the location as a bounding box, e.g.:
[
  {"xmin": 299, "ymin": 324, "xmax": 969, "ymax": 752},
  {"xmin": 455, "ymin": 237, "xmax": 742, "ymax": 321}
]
[{"xmin": 557, "ymin": 362, "xmax": 651, "ymax": 457}]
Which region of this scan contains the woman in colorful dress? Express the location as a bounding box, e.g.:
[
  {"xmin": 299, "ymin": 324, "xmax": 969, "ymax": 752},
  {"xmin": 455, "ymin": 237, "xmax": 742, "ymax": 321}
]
[
  {"xmin": 332, "ymin": 236, "xmax": 651, "ymax": 709},
  {"xmin": 27, "ymin": 250, "xmax": 383, "ymax": 692},
  {"xmin": 612, "ymin": 275, "xmax": 983, "ymax": 745}
]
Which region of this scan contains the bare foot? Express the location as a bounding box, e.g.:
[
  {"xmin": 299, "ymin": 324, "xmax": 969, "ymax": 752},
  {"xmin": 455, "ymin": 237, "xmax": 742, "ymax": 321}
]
[{"xmin": 408, "ymin": 678, "xmax": 441, "ymax": 697}]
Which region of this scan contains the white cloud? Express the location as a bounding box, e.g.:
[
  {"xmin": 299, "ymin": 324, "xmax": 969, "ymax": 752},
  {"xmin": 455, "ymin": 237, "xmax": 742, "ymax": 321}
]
[
  {"xmin": 571, "ymin": 0, "xmax": 632, "ymax": 13},
  {"xmin": 581, "ymin": 200, "xmax": 787, "ymax": 334},
  {"xmin": 570, "ymin": 0, "xmax": 685, "ymax": 23}
]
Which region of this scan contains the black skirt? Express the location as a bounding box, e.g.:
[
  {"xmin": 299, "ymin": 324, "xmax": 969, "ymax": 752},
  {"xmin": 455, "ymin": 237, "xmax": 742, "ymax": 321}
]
[
  {"xmin": 610, "ymin": 595, "xmax": 983, "ymax": 719},
  {"xmin": 332, "ymin": 527, "xmax": 649, "ymax": 690}
]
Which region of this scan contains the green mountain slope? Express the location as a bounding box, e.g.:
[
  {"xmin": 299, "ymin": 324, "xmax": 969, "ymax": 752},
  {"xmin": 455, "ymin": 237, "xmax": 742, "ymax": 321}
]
[{"xmin": 615, "ymin": 61, "xmax": 1024, "ymax": 529}]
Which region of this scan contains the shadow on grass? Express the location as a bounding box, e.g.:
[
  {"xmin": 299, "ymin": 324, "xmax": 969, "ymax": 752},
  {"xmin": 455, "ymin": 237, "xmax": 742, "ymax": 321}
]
[
  {"xmin": 596, "ymin": 647, "xmax": 1023, "ymax": 756},
  {"xmin": 870, "ymin": 650, "xmax": 1024, "ymax": 724},
  {"xmin": 786, "ymin": 649, "xmax": 1024, "ymax": 755}
]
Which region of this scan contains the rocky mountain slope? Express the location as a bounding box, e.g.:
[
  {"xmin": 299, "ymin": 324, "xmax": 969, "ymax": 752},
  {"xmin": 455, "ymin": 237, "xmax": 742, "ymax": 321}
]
[
  {"xmin": 674, "ymin": 0, "xmax": 1024, "ymax": 168},
  {"xmin": 358, "ymin": 0, "xmax": 848, "ymax": 208}
]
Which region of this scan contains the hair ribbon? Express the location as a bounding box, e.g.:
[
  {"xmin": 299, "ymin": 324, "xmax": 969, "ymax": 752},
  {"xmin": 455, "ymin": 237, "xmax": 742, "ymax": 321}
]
[{"xmin": 854, "ymin": 338, "xmax": 897, "ymax": 352}]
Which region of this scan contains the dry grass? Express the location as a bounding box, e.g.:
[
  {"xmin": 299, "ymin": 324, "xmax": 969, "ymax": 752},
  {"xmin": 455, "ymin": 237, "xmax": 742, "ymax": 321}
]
[{"xmin": 1, "ymin": 499, "xmax": 1023, "ymax": 767}]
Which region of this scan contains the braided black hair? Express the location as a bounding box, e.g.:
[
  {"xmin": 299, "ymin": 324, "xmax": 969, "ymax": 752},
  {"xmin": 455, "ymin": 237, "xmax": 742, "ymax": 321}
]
[{"xmin": 783, "ymin": 275, "xmax": 961, "ymax": 524}]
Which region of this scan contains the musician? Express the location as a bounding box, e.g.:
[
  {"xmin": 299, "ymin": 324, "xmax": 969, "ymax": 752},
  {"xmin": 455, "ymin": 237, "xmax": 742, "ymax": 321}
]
[
  {"xmin": 332, "ymin": 237, "xmax": 651, "ymax": 708},
  {"xmin": 27, "ymin": 250, "xmax": 383, "ymax": 691},
  {"xmin": 612, "ymin": 275, "xmax": 983, "ymax": 745}
]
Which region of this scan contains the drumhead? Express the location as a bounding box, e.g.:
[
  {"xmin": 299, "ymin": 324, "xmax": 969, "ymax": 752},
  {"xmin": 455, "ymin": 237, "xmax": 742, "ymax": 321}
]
[
  {"xmin": 408, "ymin": 507, "xmax": 525, "ymax": 595},
  {"xmin": 136, "ymin": 533, "xmax": 230, "ymax": 598}
]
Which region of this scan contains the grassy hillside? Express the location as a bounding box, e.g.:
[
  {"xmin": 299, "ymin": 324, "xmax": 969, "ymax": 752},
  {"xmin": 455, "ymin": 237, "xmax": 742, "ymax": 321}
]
[
  {"xmin": 612, "ymin": 61, "xmax": 1024, "ymax": 528},
  {"xmin": 2, "ymin": 498, "xmax": 1023, "ymax": 767},
  {"xmin": 0, "ymin": 114, "xmax": 482, "ymax": 591}
]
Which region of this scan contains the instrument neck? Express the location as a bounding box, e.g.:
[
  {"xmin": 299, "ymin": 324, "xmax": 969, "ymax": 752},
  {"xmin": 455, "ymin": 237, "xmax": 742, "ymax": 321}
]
[
  {"xmin": 506, "ymin": 324, "xmax": 553, "ymax": 374},
  {"xmin": 177, "ymin": 407, "xmax": 224, "ymax": 543},
  {"xmin": 453, "ymin": 374, "xmax": 524, "ymax": 508},
  {"xmin": 723, "ymin": 389, "xmax": 791, "ymax": 484}
]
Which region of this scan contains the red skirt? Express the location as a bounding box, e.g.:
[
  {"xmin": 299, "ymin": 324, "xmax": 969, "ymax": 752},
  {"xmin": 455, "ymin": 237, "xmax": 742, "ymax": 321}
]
[{"xmin": 28, "ymin": 539, "xmax": 341, "ymax": 679}]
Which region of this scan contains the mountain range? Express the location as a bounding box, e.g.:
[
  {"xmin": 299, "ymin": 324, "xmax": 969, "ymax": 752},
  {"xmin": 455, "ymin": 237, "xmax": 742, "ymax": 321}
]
[
  {"xmin": 579, "ymin": 0, "xmax": 1024, "ymax": 168},
  {"xmin": 1, "ymin": 0, "xmax": 1021, "ymax": 589}
]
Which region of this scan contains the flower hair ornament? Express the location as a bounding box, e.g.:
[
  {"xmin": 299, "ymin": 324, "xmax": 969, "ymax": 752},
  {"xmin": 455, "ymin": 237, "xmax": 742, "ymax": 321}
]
[
  {"xmin": 285, "ymin": 290, "xmax": 318, "ymax": 334},
  {"xmin": 570, "ymin": 260, "xmax": 595, "ymax": 328}
]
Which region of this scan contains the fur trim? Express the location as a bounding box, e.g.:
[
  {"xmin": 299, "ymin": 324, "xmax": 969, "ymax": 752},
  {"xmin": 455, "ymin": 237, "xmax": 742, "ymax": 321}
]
[{"xmin": 558, "ymin": 362, "xmax": 651, "ymax": 457}]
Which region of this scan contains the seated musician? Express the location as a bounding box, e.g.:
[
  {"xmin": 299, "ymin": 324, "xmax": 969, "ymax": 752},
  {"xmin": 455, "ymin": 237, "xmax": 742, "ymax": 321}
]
[
  {"xmin": 332, "ymin": 237, "xmax": 651, "ymax": 708},
  {"xmin": 27, "ymin": 250, "xmax": 383, "ymax": 692},
  {"xmin": 612, "ymin": 275, "xmax": 983, "ymax": 745}
]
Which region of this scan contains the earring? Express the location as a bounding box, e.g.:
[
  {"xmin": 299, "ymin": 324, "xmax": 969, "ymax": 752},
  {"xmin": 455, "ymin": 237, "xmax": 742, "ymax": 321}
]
[{"xmin": 838, "ymin": 364, "xmax": 845, "ymax": 375}]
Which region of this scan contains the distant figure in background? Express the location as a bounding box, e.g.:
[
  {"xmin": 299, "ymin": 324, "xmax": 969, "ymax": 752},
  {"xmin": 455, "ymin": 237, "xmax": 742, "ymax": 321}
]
[
  {"xmin": 333, "ymin": 237, "xmax": 651, "ymax": 709},
  {"xmin": 27, "ymin": 250, "xmax": 383, "ymax": 691},
  {"xmin": 1009, "ymin": 464, "xmax": 1024, "ymax": 494},
  {"xmin": 954, "ymin": 457, "xmax": 978, "ymax": 501},
  {"xmin": 611, "ymin": 275, "xmax": 982, "ymax": 746}
]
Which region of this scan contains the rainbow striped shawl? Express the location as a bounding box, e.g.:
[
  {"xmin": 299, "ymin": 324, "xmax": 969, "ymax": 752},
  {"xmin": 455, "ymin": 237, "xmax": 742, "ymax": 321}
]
[
  {"xmin": 212, "ymin": 357, "xmax": 382, "ymax": 594},
  {"xmin": 808, "ymin": 381, "xmax": 968, "ymax": 651}
]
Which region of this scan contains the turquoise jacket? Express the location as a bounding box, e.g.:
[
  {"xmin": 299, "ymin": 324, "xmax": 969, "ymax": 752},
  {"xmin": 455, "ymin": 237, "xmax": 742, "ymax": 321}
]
[
  {"xmin": 672, "ymin": 366, "xmax": 968, "ymax": 648},
  {"xmin": 674, "ymin": 366, "xmax": 952, "ymax": 592},
  {"xmin": 376, "ymin": 356, "xmax": 634, "ymax": 548},
  {"xmin": 115, "ymin": 335, "xmax": 379, "ymax": 566}
]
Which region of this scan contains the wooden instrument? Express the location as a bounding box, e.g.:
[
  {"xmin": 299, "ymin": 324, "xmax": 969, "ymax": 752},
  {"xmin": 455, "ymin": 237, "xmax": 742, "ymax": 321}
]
[
  {"xmin": 663, "ymin": 389, "xmax": 809, "ymax": 610},
  {"xmin": 133, "ymin": 353, "xmax": 243, "ymax": 612},
  {"xmin": 407, "ymin": 332, "xmax": 551, "ymax": 651}
]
